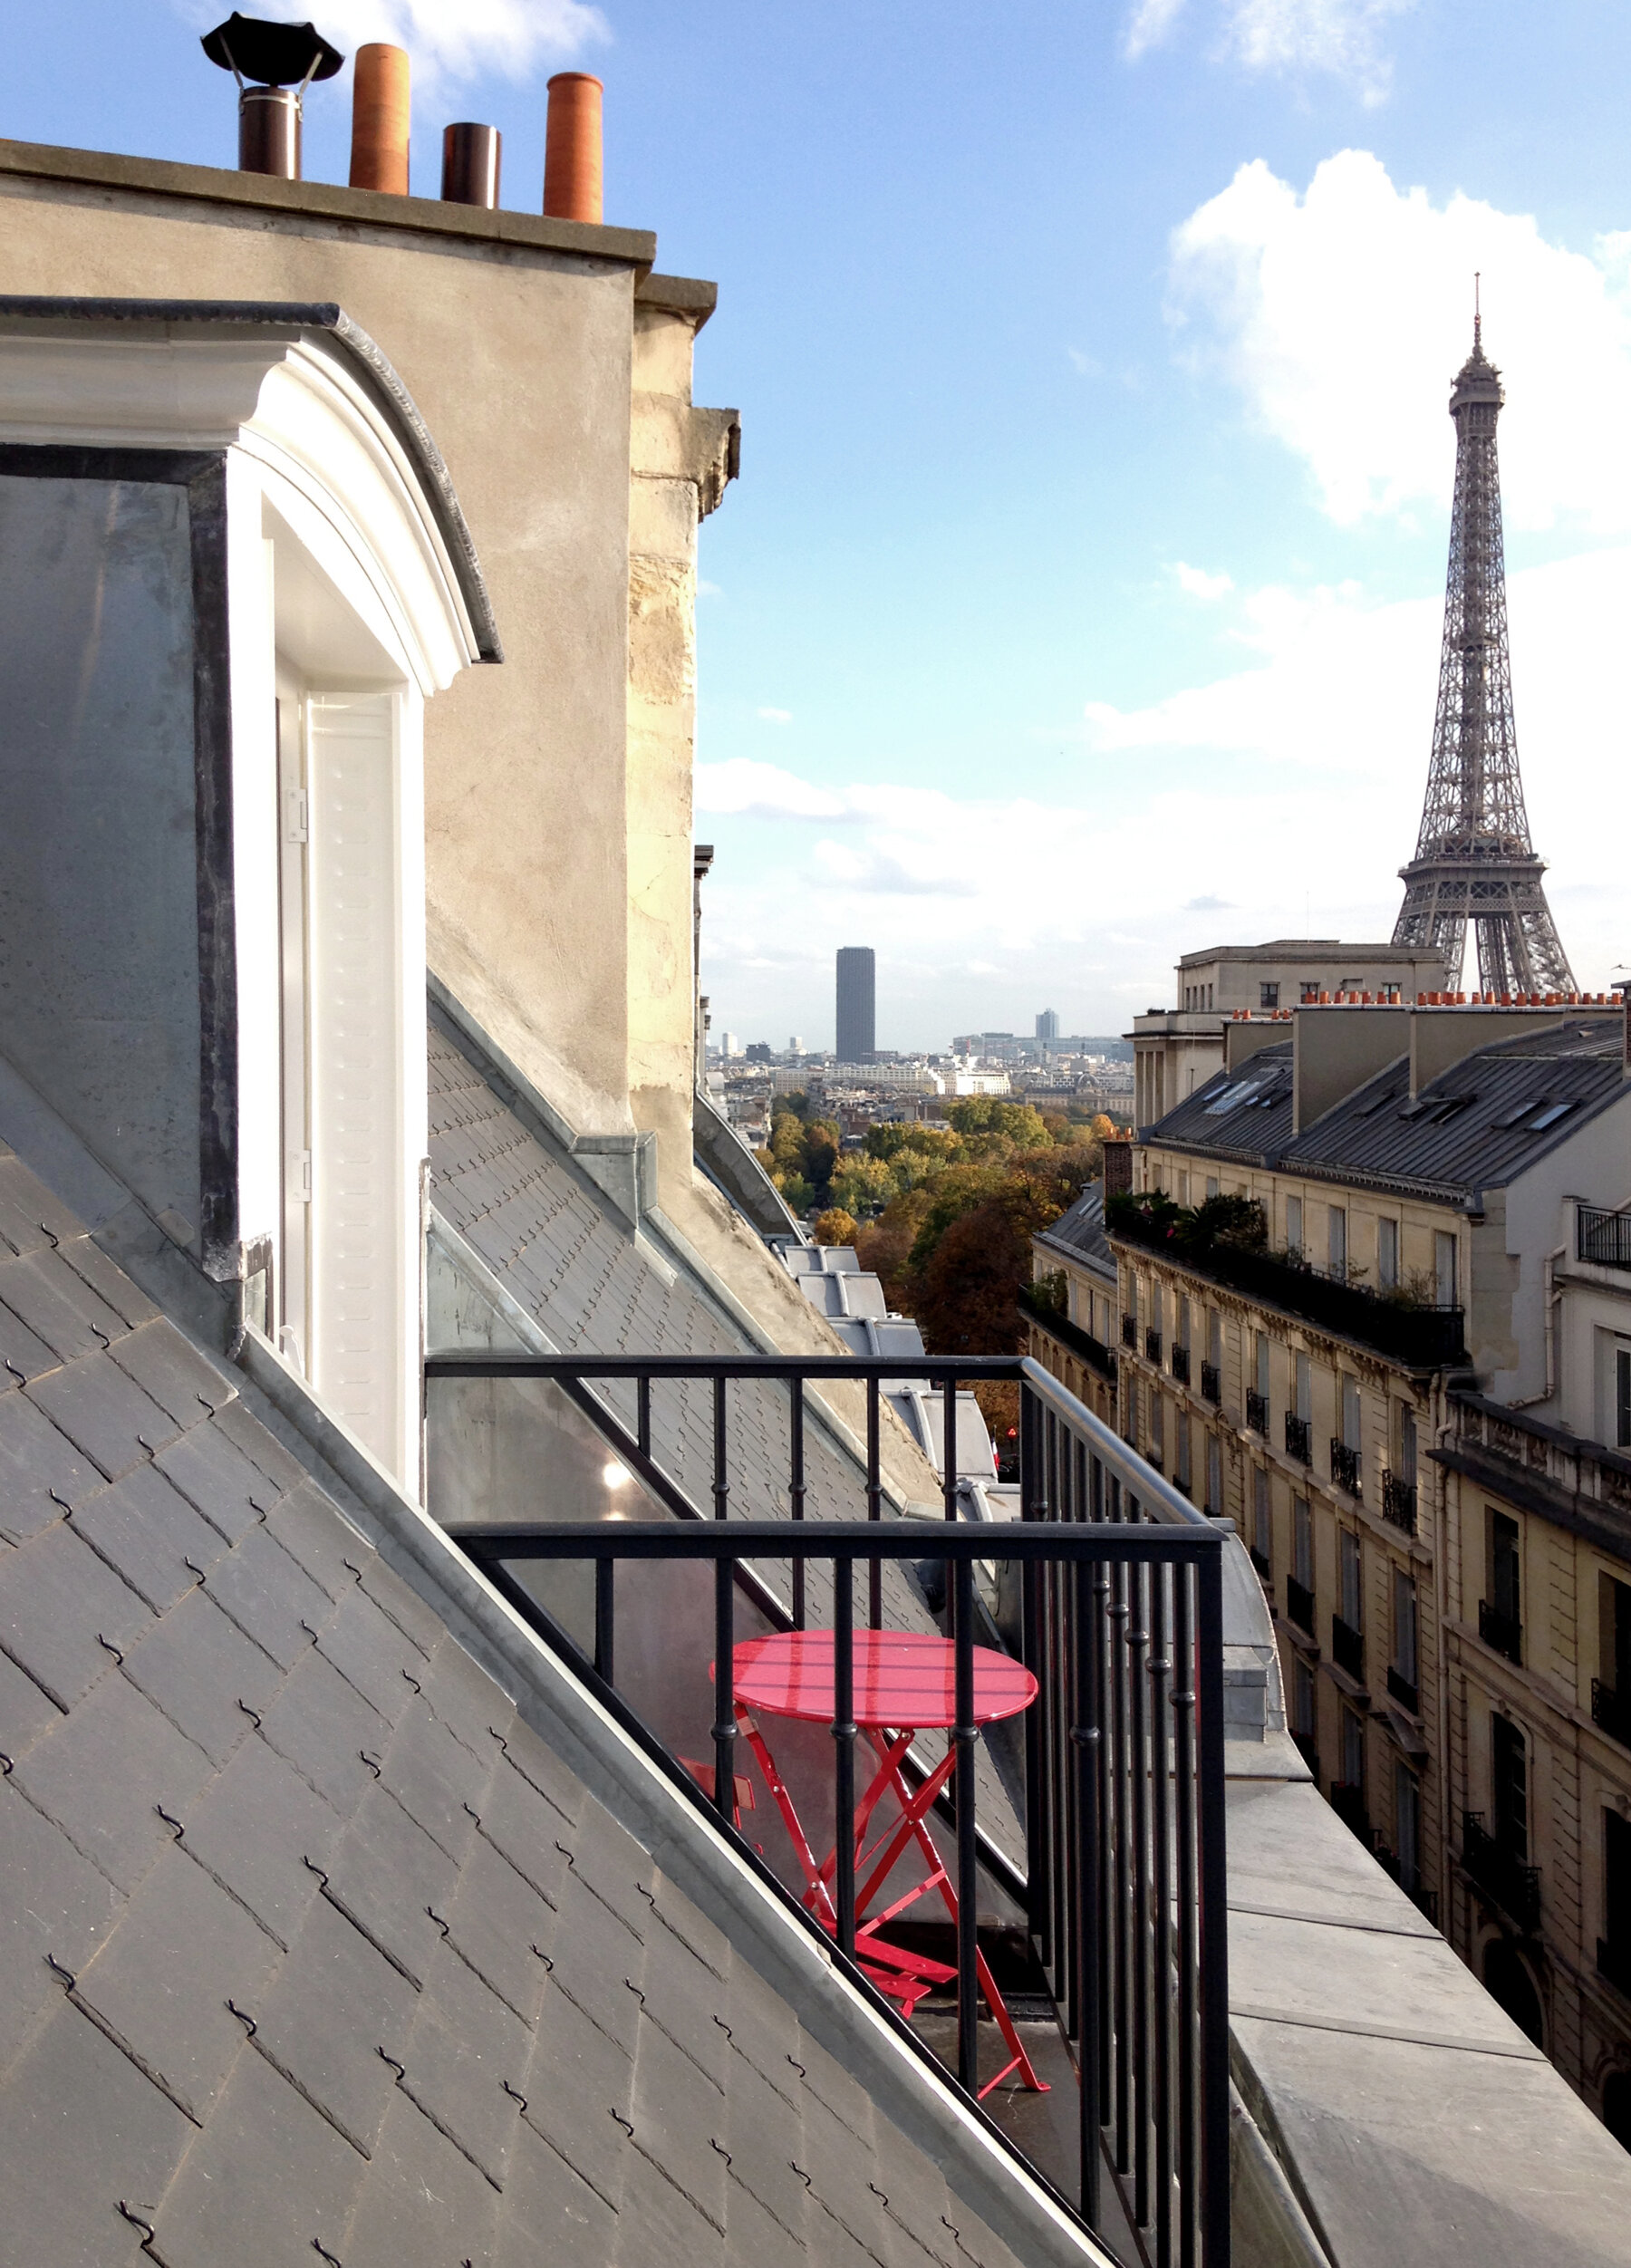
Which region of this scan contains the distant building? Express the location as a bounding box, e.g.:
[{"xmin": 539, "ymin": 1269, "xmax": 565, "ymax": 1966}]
[
  {"xmin": 788, "ymin": 1034, "xmax": 806, "ymax": 1055},
  {"xmin": 835, "ymin": 946, "xmax": 876, "ymax": 1061},
  {"xmin": 717, "ymin": 1029, "xmax": 741, "ymax": 1058},
  {"xmin": 745, "ymin": 1041, "xmax": 773, "ymax": 1062},
  {"xmin": 1037, "ymin": 1009, "xmax": 1060, "ymax": 1040}
]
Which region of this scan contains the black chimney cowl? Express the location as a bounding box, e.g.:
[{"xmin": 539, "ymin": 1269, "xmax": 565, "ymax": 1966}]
[{"xmin": 200, "ymin": 14, "xmax": 344, "ymax": 85}]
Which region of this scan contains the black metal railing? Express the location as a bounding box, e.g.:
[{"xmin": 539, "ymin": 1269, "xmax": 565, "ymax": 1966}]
[
  {"xmin": 1249, "ymin": 1544, "xmax": 1270, "ymax": 1582},
  {"xmin": 1286, "ymin": 1575, "xmax": 1316, "ymax": 1636},
  {"xmin": 1579, "ymin": 1205, "xmax": 1631, "ymax": 1272},
  {"xmin": 1285, "ymin": 1413, "xmax": 1312, "ymax": 1466},
  {"xmin": 1107, "ymin": 1210, "xmax": 1467, "ymax": 1368},
  {"xmin": 1200, "ymin": 1362, "xmax": 1221, "ymax": 1405},
  {"xmin": 1592, "ymin": 1679, "xmax": 1631, "ymax": 1748},
  {"xmin": 426, "ymin": 1349, "xmax": 1232, "ymax": 2267},
  {"xmin": 1462, "ymin": 1812, "xmax": 1540, "ymax": 1934},
  {"xmin": 1385, "ymin": 1665, "xmax": 1418, "ymax": 1714},
  {"xmin": 1479, "ymin": 1600, "xmax": 1523, "ymax": 1666},
  {"xmin": 1171, "ymin": 1344, "xmax": 1191, "ymax": 1385},
  {"xmin": 1381, "ymin": 1471, "xmax": 1417, "ymax": 1535},
  {"xmin": 1330, "ymin": 1615, "xmax": 1365, "ymax": 1684},
  {"xmin": 1145, "ymin": 1327, "xmax": 1164, "ymax": 1365},
  {"xmin": 1123, "ymin": 1314, "xmax": 1140, "ymax": 1350},
  {"xmin": 1329, "ymin": 1438, "xmax": 1362, "ymax": 1496},
  {"xmin": 1245, "ymin": 1389, "xmax": 1269, "ymax": 1435},
  {"xmin": 1018, "ymin": 1282, "xmax": 1118, "ymax": 1385}
]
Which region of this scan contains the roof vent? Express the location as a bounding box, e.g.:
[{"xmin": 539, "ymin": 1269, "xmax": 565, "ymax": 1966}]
[{"xmin": 201, "ymin": 14, "xmax": 344, "ymax": 180}]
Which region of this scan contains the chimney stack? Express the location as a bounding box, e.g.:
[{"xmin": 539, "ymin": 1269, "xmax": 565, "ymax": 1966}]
[
  {"xmin": 350, "ymin": 43, "xmax": 410, "ymax": 193},
  {"xmin": 201, "ymin": 14, "xmax": 344, "ymax": 182},
  {"xmin": 544, "ymin": 72, "xmax": 603, "ymax": 223},
  {"xmin": 441, "ymin": 122, "xmax": 501, "ymax": 208}
]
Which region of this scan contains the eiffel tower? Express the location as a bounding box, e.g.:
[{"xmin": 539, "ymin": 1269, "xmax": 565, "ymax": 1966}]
[{"xmin": 1392, "ymin": 301, "xmax": 1575, "ymax": 994}]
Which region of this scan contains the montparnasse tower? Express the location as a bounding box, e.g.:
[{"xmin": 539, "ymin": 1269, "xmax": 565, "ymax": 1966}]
[{"xmin": 1392, "ymin": 293, "xmax": 1575, "ymax": 994}]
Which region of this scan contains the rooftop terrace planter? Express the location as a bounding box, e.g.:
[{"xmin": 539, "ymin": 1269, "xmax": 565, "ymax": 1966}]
[{"xmin": 1107, "ymin": 1201, "xmax": 1466, "ymax": 1369}]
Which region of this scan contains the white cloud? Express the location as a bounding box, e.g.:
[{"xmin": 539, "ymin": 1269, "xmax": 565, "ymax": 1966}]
[
  {"xmin": 694, "ymin": 760, "xmax": 844, "ymax": 820},
  {"xmin": 1172, "ymin": 561, "xmax": 1235, "ymax": 600},
  {"xmin": 237, "ymin": 0, "xmax": 607, "ymax": 89},
  {"xmin": 1225, "ymin": 0, "xmax": 1414, "ymax": 103},
  {"xmin": 756, "ymin": 706, "xmax": 794, "ymax": 723},
  {"xmin": 1066, "ymin": 347, "xmax": 1105, "ymax": 377},
  {"xmin": 1124, "ymin": 0, "xmax": 1187, "ymax": 62},
  {"xmin": 1171, "ymin": 150, "xmax": 1631, "ymax": 531}
]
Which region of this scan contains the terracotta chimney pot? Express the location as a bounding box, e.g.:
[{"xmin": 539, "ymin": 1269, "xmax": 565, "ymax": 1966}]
[
  {"xmin": 352, "ymin": 43, "xmax": 410, "ymax": 193},
  {"xmin": 544, "ymin": 72, "xmax": 603, "ymax": 222}
]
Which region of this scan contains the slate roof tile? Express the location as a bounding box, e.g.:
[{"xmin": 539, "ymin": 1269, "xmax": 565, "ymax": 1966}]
[
  {"xmin": 440, "ymin": 1829, "xmax": 558, "ymax": 2027},
  {"xmin": 0, "ymin": 2003, "xmax": 193, "ymax": 2264},
  {"xmin": 256, "ymin": 1647, "xmax": 390, "ymax": 1817},
  {"xmin": 205, "ymin": 1395, "xmax": 310, "ymax": 1491},
  {"xmin": 319, "ymin": 1782, "xmax": 462, "ymax": 1986},
  {"xmin": 202, "ymin": 1524, "xmax": 333, "ymax": 1670},
  {"xmin": 0, "ymin": 1387, "xmax": 103, "ymax": 1541},
  {"xmin": 393, "ymin": 1935, "xmax": 532, "ymax": 2179},
  {"xmin": 264, "ymin": 1476, "xmax": 371, "ymax": 1603},
  {"xmin": 154, "ymin": 1422, "xmax": 279, "ymax": 1545},
  {"xmin": 0, "ymin": 1642, "xmax": 58, "ymax": 1765},
  {"xmin": 340, "ymin": 2089, "xmax": 503, "ymax": 2265},
  {"xmin": 314, "ymin": 1587, "xmax": 431, "ymax": 1726},
  {"xmin": 121, "ymin": 1588, "xmax": 285, "ymax": 1768},
  {"xmin": 0, "ymin": 1153, "xmax": 83, "ymax": 1259},
  {"xmin": 71, "ymin": 1843, "xmax": 279, "ymax": 2123},
  {"xmin": 0, "ymin": 1296, "xmax": 58, "ymax": 1388},
  {"xmin": 0, "ymin": 1517, "xmax": 150, "ymax": 1710},
  {"xmin": 107, "ymin": 1318, "xmax": 232, "ymax": 1430},
  {"xmin": 248, "ymin": 1888, "xmax": 420, "ymax": 2154},
  {"xmin": 70, "ymin": 1462, "xmax": 233, "ymax": 1614},
  {"xmin": 176, "ymin": 1732, "xmax": 344, "ymax": 1951},
  {"xmin": 10, "ymin": 1670, "xmax": 215, "ymax": 1894},
  {"xmin": 53, "ymin": 1231, "xmax": 162, "ymax": 1329},
  {"xmin": 148, "ymin": 2032, "xmax": 368, "ymax": 2265},
  {"xmin": 379, "ymin": 1691, "xmax": 488, "ymax": 1859},
  {"xmin": 0, "ymin": 1779, "xmax": 122, "ymax": 2069},
  {"xmin": 0, "ymin": 1248, "xmax": 130, "ymax": 1361},
  {"xmin": 498, "ymin": 2112, "xmax": 620, "ymax": 2263},
  {"xmin": 520, "ymin": 1978, "xmax": 633, "ymax": 2196}
]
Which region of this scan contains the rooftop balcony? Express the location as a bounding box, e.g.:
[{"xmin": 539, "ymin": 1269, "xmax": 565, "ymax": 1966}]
[
  {"xmin": 1578, "ymin": 1203, "xmax": 1631, "ymax": 1271},
  {"xmin": 1018, "ymin": 1280, "xmax": 1118, "ymax": 1385},
  {"xmin": 1462, "ymin": 1811, "xmax": 1541, "ymax": 1935},
  {"xmin": 1108, "ymin": 1201, "xmax": 1467, "ymax": 1370}
]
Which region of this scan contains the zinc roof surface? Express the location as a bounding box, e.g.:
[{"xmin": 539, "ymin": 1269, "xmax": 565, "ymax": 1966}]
[
  {"xmin": 1144, "ymin": 1023, "xmax": 1626, "ymax": 1202},
  {"xmin": 0, "ymin": 1136, "xmax": 1042, "ymax": 2267},
  {"xmin": 1036, "ymin": 1183, "xmax": 1116, "ymax": 1279}
]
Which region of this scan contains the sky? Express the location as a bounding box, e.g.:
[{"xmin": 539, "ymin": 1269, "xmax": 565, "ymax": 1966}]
[{"xmin": 14, "ymin": 3, "xmax": 1631, "ymax": 1048}]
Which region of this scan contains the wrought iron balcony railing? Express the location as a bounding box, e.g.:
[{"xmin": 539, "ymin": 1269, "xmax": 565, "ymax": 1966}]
[
  {"xmin": 1330, "ymin": 1438, "xmax": 1362, "ymax": 1496},
  {"xmin": 1145, "ymin": 1327, "xmax": 1164, "ymax": 1365},
  {"xmin": 1381, "ymin": 1470, "xmax": 1417, "ymax": 1535},
  {"xmin": 1107, "ymin": 1207, "xmax": 1467, "ymax": 1368},
  {"xmin": 1249, "ymin": 1544, "xmax": 1271, "ymax": 1581},
  {"xmin": 1285, "ymin": 1413, "xmax": 1312, "ymax": 1465},
  {"xmin": 1122, "ymin": 1312, "xmax": 1139, "ymax": 1349},
  {"xmin": 1479, "ymin": 1599, "xmax": 1523, "ymax": 1666},
  {"xmin": 1385, "ymin": 1664, "xmax": 1419, "ymax": 1714},
  {"xmin": 1578, "ymin": 1205, "xmax": 1631, "ymax": 1272},
  {"xmin": 1171, "ymin": 1343, "xmax": 1191, "ymax": 1385},
  {"xmin": 1329, "ymin": 1781, "xmax": 1369, "ymax": 1840},
  {"xmin": 1201, "ymin": 1361, "xmax": 1221, "ymax": 1404},
  {"xmin": 1245, "ymin": 1389, "xmax": 1269, "ymax": 1435},
  {"xmin": 1462, "ymin": 1811, "xmax": 1540, "ymax": 1934},
  {"xmin": 1331, "ymin": 1614, "xmax": 1366, "ymax": 1684},
  {"xmin": 1017, "ymin": 1281, "xmax": 1117, "ymax": 1385},
  {"xmin": 1592, "ymin": 1679, "xmax": 1631, "ymax": 1749},
  {"xmin": 425, "ymin": 1347, "xmax": 1233, "ymax": 2266},
  {"xmin": 1286, "ymin": 1574, "xmax": 1316, "ymax": 1636}
]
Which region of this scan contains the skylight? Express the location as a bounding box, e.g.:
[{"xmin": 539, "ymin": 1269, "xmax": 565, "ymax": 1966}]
[
  {"xmin": 1203, "ymin": 1078, "xmax": 1263, "ymax": 1116},
  {"xmin": 1528, "ymin": 1101, "xmax": 1577, "ymax": 1131}
]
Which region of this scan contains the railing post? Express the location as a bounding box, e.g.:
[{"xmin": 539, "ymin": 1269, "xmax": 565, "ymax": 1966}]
[
  {"xmin": 1195, "ymin": 1547, "xmax": 1231, "ymax": 2268},
  {"xmin": 713, "ymin": 1547, "xmax": 737, "ymax": 1827},
  {"xmin": 866, "ymin": 1374, "xmax": 882, "ymax": 1628},
  {"xmin": 833, "ymin": 1550, "xmax": 856, "ymax": 1963},
  {"xmin": 712, "ymin": 1373, "xmax": 729, "ymax": 1521},
  {"xmin": 1173, "ymin": 1561, "xmax": 1201, "ymax": 2268},
  {"xmin": 1020, "ymin": 1383, "xmax": 1047, "ymax": 1959},
  {"xmin": 1072, "ymin": 1549, "xmax": 1103, "ymax": 2232},
  {"xmin": 954, "ymin": 1544, "xmax": 980, "ymax": 2096},
  {"xmin": 594, "ymin": 1556, "xmax": 614, "ymax": 1686},
  {"xmin": 1150, "ymin": 1559, "xmax": 1174, "ymax": 2268},
  {"xmin": 789, "ymin": 1374, "xmax": 806, "ymax": 1631}
]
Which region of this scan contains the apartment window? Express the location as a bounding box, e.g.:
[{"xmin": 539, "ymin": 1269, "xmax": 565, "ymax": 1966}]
[
  {"xmin": 1341, "ymin": 1373, "xmax": 1362, "ymax": 1453},
  {"xmin": 1618, "ymin": 1347, "xmax": 1631, "ymax": 1451},
  {"xmin": 1377, "ymin": 1215, "xmax": 1400, "ymax": 1289},
  {"xmin": 1295, "ymin": 1352, "xmax": 1312, "ymax": 1425},
  {"xmin": 1435, "ymin": 1229, "xmax": 1458, "ymax": 1308},
  {"xmin": 1394, "ymin": 1568, "xmax": 1419, "ymax": 1689},
  {"xmin": 1151, "ymin": 1393, "xmax": 1165, "ymax": 1467},
  {"xmin": 1339, "ymin": 1530, "xmax": 1363, "ymax": 1632},
  {"xmin": 1397, "ymin": 1402, "xmax": 1418, "ymax": 1485},
  {"xmin": 1205, "ymin": 1432, "xmax": 1222, "ymax": 1515},
  {"xmin": 1292, "ymin": 1657, "xmax": 1317, "ymax": 1742},
  {"xmin": 1605, "ymin": 1811, "xmax": 1631, "ymax": 1987},
  {"xmin": 1256, "ymin": 1334, "xmax": 1271, "ymax": 1404},
  {"xmin": 1395, "ymin": 1765, "xmax": 1422, "ymax": 1897},
  {"xmin": 1299, "ymin": 982, "xmax": 1320, "ymax": 1004},
  {"xmin": 1260, "ymin": 982, "xmax": 1280, "ymax": 1009},
  {"xmin": 1294, "ymin": 1495, "xmax": 1313, "ymax": 1589},
  {"xmin": 1286, "ymin": 1195, "xmax": 1304, "ymax": 1255},
  {"xmin": 1341, "ymin": 1705, "xmax": 1366, "ymax": 1795},
  {"xmin": 1487, "ymin": 1509, "xmax": 1522, "ymax": 1660},
  {"xmin": 1177, "ymin": 1294, "xmax": 1192, "ymax": 1352},
  {"xmin": 1177, "ymin": 1169, "xmax": 1190, "ymax": 1206},
  {"xmin": 1328, "ymin": 1205, "xmax": 1347, "ymax": 1279},
  {"xmin": 1205, "ymin": 1175, "xmax": 1219, "ymax": 1201},
  {"xmin": 1491, "ymin": 1713, "xmax": 1529, "ymax": 1859},
  {"xmin": 1252, "ymin": 1467, "xmax": 1271, "ymax": 1569},
  {"xmin": 1176, "ymin": 1412, "xmax": 1192, "ymax": 1492}
]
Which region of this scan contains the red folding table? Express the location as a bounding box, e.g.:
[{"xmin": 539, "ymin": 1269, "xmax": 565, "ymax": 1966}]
[{"xmin": 728, "ymin": 1628, "xmax": 1047, "ymax": 2098}]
